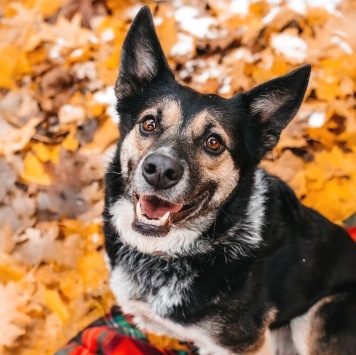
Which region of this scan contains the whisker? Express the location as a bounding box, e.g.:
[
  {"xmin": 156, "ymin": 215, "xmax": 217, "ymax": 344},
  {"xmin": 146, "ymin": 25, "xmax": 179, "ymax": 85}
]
[
  {"xmin": 212, "ymin": 211, "xmax": 217, "ymax": 239},
  {"xmin": 106, "ymin": 170, "xmax": 125, "ymax": 176}
]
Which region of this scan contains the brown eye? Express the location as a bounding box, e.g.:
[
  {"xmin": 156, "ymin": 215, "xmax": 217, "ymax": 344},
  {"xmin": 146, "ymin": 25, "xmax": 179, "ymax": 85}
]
[
  {"xmin": 141, "ymin": 115, "xmax": 156, "ymax": 132},
  {"xmin": 205, "ymin": 136, "xmax": 223, "ymax": 152}
]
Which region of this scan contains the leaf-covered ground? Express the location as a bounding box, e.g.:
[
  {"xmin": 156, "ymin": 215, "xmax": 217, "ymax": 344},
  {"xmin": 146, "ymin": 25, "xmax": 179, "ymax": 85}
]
[{"xmin": 1, "ymin": 0, "xmax": 356, "ymax": 353}]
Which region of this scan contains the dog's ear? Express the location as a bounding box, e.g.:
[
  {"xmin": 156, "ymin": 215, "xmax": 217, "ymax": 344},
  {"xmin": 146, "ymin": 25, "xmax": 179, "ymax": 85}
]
[
  {"xmin": 115, "ymin": 6, "xmax": 174, "ymax": 99},
  {"xmin": 243, "ymin": 64, "xmax": 311, "ymax": 159}
]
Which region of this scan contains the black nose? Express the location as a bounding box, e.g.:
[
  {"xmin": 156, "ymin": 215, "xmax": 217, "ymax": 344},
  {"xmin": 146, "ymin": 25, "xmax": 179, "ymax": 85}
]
[{"xmin": 142, "ymin": 153, "xmax": 184, "ymax": 189}]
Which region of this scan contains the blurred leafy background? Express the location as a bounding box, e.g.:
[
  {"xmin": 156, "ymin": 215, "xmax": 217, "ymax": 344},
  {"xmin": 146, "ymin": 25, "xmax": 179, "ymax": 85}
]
[{"xmin": 1, "ymin": 0, "xmax": 356, "ymax": 353}]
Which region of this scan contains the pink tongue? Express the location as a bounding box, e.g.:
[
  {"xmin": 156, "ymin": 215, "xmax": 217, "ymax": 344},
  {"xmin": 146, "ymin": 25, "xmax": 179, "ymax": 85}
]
[{"xmin": 139, "ymin": 195, "xmax": 182, "ymax": 219}]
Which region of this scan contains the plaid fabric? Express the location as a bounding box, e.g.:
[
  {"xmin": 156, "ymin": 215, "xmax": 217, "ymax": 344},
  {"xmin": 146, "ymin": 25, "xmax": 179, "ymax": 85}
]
[
  {"xmin": 55, "ymin": 306, "xmax": 193, "ymax": 355},
  {"xmin": 348, "ymin": 226, "xmax": 356, "ymax": 242}
]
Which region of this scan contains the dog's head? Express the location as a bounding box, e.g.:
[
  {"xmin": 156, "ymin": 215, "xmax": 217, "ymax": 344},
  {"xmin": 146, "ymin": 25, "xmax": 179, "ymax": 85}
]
[{"xmin": 106, "ymin": 6, "xmax": 310, "ymax": 255}]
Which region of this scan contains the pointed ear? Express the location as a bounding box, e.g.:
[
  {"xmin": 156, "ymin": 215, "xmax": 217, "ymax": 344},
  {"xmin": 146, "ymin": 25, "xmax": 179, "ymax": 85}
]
[
  {"xmin": 243, "ymin": 64, "xmax": 311, "ymax": 158},
  {"xmin": 115, "ymin": 6, "xmax": 174, "ymax": 100}
]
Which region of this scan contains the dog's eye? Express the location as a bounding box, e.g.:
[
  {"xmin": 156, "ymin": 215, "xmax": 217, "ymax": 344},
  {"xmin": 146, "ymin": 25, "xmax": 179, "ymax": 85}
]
[
  {"xmin": 141, "ymin": 115, "xmax": 156, "ymax": 133},
  {"xmin": 205, "ymin": 136, "xmax": 224, "ymax": 153}
]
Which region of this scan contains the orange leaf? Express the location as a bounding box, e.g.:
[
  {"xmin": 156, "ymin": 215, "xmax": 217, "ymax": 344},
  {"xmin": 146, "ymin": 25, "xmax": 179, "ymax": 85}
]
[
  {"xmin": 44, "ymin": 289, "xmax": 69, "ymax": 323},
  {"xmin": 77, "ymin": 252, "xmax": 108, "ymax": 292},
  {"xmin": 62, "ymin": 129, "xmax": 79, "ymax": 152},
  {"xmin": 155, "ymin": 5, "xmax": 178, "ymax": 56},
  {"xmin": 21, "ymin": 151, "xmax": 51, "ymax": 186},
  {"xmin": 81, "ymin": 117, "xmax": 119, "ymax": 154},
  {"xmin": 0, "ymin": 264, "xmax": 26, "ymax": 283},
  {"xmin": 32, "ymin": 142, "xmax": 51, "ymax": 162}
]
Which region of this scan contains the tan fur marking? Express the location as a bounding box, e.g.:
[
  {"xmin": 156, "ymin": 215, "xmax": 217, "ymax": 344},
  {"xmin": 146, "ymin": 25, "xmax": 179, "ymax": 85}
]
[
  {"xmin": 187, "ymin": 110, "xmax": 238, "ymax": 207},
  {"xmin": 120, "ymin": 126, "xmax": 153, "ymax": 177},
  {"xmin": 245, "ymin": 309, "xmax": 276, "ymax": 355},
  {"xmin": 190, "ymin": 110, "xmax": 209, "ymax": 138},
  {"xmin": 161, "ymin": 100, "xmax": 182, "ymax": 129},
  {"xmin": 138, "ymin": 99, "xmax": 181, "ymax": 131},
  {"xmin": 198, "ymin": 149, "xmax": 239, "ymax": 206},
  {"xmin": 249, "ymin": 330, "xmax": 272, "ymax": 355},
  {"xmin": 290, "ymin": 295, "xmax": 337, "ymax": 355},
  {"xmin": 189, "ymin": 110, "xmax": 231, "ymax": 147},
  {"xmin": 308, "ymin": 295, "xmax": 341, "ymax": 355}
]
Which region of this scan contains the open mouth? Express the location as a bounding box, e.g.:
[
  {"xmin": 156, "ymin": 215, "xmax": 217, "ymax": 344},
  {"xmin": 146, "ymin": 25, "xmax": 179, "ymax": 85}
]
[{"xmin": 132, "ymin": 193, "xmax": 209, "ymax": 236}]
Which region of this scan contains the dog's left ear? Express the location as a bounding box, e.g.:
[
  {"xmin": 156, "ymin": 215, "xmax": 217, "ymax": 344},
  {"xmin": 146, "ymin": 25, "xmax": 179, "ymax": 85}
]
[
  {"xmin": 243, "ymin": 65, "xmax": 311, "ymax": 159},
  {"xmin": 115, "ymin": 6, "xmax": 174, "ymax": 100}
]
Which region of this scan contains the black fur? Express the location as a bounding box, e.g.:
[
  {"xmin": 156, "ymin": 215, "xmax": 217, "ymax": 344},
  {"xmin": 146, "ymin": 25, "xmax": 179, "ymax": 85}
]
[{"xmin": 104, "ymin": 6, "xmax": 356, "ymax": 354}]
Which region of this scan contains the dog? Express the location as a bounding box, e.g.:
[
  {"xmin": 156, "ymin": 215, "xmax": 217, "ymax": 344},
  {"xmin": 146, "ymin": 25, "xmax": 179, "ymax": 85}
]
[{"xmin": 103, "ymin": 6, "xmax": 356, "ymax": 355}]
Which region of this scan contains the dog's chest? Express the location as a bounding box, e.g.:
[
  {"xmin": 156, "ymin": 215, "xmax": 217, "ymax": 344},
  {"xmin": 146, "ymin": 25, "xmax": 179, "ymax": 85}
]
[
  {"xmin": 109, "ymin": 265, "xmax": 233, "ymax": 354},
  {"xmin": 109, "ymin": 261, "xmax": 194, "ymax": 318}
]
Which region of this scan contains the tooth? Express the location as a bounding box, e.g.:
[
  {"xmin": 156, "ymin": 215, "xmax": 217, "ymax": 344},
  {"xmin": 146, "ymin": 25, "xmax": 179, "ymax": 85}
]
[
  {"xmin": 136, "ymin": 202, "xmax": 171, "ymax": 227},
  {"xmin": 159, "ymin": 212, "xmax": 170, "ymax": 225},
  {"xmin": 136, "ymin": 202, "xmax": 143, "ymax": 216}
]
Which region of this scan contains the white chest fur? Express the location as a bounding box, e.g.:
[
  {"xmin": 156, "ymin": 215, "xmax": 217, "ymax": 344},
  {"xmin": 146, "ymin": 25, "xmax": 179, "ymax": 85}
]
[
  {"xmin": 110, "ymin": 264, "xmax": 193, "ymax": 315},
  {"xmin": 109, "ymin": 265, "xmax": 232, "ymax": 355}
]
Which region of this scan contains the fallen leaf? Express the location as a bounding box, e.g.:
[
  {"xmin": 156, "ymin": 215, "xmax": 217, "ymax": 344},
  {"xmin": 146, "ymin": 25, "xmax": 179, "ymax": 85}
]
[
  {"xmin": 21, "ymin": 152, "xmax": 51, "ymax": 186},
  {"xmin": 81, "ymin": 117, "xmax": 119, "ymax": 154},
  {"xmin": 44, "ymin": 289, "xmax": 69, "ymax": 323}
]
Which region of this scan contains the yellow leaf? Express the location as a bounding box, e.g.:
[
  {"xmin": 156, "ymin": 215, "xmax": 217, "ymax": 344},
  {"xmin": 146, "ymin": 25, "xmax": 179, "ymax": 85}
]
[
  {"xmin": 105, "ymin": 0, "xmax": 139, "ymax": 16},
  {"xmin": 44, "ymin": 289, "xmax": 69, "ymax": 323},
  {"xmin": 87, "ymin": 100, "xmax": 105, "ymax": 117},
  {"xmin": 59, "ymin": 271, "xmax": 83, "ymax": 301},
  {"xmin": 0, "ymin": 45, "xmax": 18, "ymax": 88},
  {"xmin": 62, "ymin": 129, "xmax": 79, "ymax": 152},
  {"xmin": 25, "ymin": 0, "xmax": 62, "ymax": 17},
  {"xmin": 155, "ymin": 5, "xmax": 178, "ymax": 56},
  {"xmin": 271, "ymin": 57, "xmax": 288, "ymax": 76},
  {"xmin": 248, "ymin": 1, "xmax": 269, "ymax": 16},
  {"xmin": 290, "ymin": 171, "xmax": 307, "ymax": 198},
  {"xmin": 32, "ymin": 142, "xmax": 50, "ymax": 162},
  {"xmin": 315, "ymin": 78, "xmax": 342, "ymax": 101},
  {"xmin": 59, "ymin": 219, "xmax": 85, "ymax": 237},
  {"xmin": 0, "ymin": 45, "xmax": 32, "ymax": 88},
  {"xmin": 77, "ymin": 252, "xmax": 108, "ymax": 292},
  {"xmin": 0, "ymin": 264, "xmax": 26, "ymax": 282},
  {"xmin": 21, "ymin": 151, "xmax": 51, "ymax": 186},
  {"xmin": 48, "ymin": 144, "xmax": 61, "ymax": 164},
  {"xmin": 307, "ymin": 126, "xmax": 336, "ymax": 148},
  {"xmin": 303, "ymin": 177, "xmax": 356, "ymax": 223}
]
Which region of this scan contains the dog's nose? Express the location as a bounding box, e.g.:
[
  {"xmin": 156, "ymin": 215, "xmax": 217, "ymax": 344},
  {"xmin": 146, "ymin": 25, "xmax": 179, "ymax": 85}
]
[{"xmin": 142, "ymin": 153, "xmax": 184, "ymax": 189}]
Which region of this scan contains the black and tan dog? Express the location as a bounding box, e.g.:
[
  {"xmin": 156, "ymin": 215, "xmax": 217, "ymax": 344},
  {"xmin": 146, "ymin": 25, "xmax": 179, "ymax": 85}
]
[{"xmin": 104, "ymin": 6, "xmax": 356, "ymax": 355}]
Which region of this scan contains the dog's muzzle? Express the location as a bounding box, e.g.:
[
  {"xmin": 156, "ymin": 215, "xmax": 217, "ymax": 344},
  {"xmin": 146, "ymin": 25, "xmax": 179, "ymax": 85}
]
[{"xmin": 131, "ymin": 152, "xmax": 209, "ymax": 237}]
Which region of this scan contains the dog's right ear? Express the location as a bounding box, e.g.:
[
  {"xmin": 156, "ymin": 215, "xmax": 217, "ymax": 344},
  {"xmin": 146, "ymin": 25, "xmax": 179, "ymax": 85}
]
[
  {"xmin": 241, "ymin": 65, "xmax": 311, "ymax": 162},
  {"xmin": 115, "ymin": 6, "xmax": 174, "ymax": 100}
]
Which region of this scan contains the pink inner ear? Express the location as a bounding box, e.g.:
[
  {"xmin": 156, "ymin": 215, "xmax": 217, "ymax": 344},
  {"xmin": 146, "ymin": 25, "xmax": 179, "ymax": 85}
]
[
  {"xmin": 134, "ymin": 51, "xmax": 158, "ymax": 80},
  {"xmin": 250, "ymin": 97, "xmax": 280, "ymax": 122}
]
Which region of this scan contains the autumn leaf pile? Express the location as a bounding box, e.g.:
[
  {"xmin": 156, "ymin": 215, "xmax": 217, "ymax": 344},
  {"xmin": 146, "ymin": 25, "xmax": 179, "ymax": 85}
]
[{"xmin": 1, "ymin": 0, "xmax": 356, "ymax": 353}]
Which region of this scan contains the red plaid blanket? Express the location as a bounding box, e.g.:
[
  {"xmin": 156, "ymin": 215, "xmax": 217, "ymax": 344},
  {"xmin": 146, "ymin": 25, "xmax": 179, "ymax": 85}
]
[
  {"xmin": 348, "ymin": 226, "xmax": 356, "ymax": 242},
  {"xmin": 55, "ymin": 306, "xmax": 194, "ymax": 355}
]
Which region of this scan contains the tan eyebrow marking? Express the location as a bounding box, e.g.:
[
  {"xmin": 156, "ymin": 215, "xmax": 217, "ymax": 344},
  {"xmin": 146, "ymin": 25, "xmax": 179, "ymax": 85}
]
[
  {"xmin": 161, "ymin": 100, "xmax": 182, "ymax": 129},
  {"xmin": 189, "ymin": 109, "xmax": 230, "ymax": 147},
  {"xmin": 138, "ymin": 99, "xmax": 182, "ymax": 130}
]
